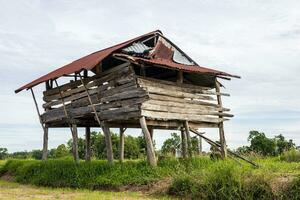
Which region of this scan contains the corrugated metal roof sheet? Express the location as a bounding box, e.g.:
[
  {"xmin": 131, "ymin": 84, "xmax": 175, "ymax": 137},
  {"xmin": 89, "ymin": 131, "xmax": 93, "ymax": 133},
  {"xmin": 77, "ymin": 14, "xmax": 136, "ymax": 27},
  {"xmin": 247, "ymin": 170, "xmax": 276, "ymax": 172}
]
[
  {"xmin": 15, "ymin": 30, "xmax": 239, "ymax": 93},
  {"xmin": 133, "ymin": 57, "xmax": 236, "ymax": 77},
  {"xmin": 15, "ymin": 30, "xmax": 159, "ymax": 93},
  {"xmin": 122, "ymin": 42, "xmax": 152, "ymax": 54}
]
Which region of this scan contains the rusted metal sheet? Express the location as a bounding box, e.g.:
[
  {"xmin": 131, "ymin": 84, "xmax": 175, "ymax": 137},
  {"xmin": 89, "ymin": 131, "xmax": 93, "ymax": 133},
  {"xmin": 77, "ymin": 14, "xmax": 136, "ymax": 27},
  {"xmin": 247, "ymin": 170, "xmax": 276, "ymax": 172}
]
[
  {"xmin": 15, "ymin": 30, "xmax": 239, "ymax": 93},
  {"xmin": 15, "ymin": 30, "xmax": 159, "ymax": 93},
  {"xmin": 133, "ymin": 57, "xmax": 237, "ymax": 77}
]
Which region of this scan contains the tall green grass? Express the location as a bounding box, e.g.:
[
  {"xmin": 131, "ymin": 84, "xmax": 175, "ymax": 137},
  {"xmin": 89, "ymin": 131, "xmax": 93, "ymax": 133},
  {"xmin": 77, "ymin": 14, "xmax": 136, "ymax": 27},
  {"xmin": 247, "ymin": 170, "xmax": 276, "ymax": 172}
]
[{"xmin": 1, "ymin": 157, "xmax": 300, "ymax": 199}]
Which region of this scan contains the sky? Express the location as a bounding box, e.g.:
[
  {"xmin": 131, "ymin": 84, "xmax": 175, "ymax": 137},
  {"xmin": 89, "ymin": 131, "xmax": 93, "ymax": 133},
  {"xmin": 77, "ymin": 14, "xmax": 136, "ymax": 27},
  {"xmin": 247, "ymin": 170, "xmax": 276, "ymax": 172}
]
[{"xmin": 0, "ymin": 0, "xmax": 300, "ymax": 152}]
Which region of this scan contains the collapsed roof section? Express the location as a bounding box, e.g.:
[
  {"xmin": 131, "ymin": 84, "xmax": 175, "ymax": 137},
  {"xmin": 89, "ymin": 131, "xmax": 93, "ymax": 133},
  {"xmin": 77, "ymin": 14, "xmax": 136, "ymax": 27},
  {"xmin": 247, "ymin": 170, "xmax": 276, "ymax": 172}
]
[{"xmin": 15, "ymin": 30, "xmax": 240, "ymax": 93}]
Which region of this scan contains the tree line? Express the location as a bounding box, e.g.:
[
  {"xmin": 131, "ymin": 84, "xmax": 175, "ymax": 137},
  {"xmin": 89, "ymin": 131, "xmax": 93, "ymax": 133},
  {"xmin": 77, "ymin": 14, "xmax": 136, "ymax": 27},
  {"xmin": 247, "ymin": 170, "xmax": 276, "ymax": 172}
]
[
  {"xmin": 0, "ymin": 130, "xmax": 297, "ymax": 160},
  {"xmin": 0, "ymin": 131, "xmax": 150, "ymax": 160}
]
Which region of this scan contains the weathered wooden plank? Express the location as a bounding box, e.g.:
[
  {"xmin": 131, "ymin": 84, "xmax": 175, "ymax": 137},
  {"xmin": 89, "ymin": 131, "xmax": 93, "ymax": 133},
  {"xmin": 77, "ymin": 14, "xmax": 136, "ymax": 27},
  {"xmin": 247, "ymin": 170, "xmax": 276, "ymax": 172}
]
[
  {"xmin": 143, "ymin": 99, "xmax": 229, "ymax": 112},
  {"xmin": 138, "ymin": 78, "xmax": 229, "ymax": 96},
  {"xmin": 43, "ymin": 62, "xmax": 131, "ymax": 96},
  {"xmin": 43, "ymin": 66, "xmax": 133, "ymax": 102},
  {"xmin": 42, "ymin": 96, "xmax": 147, "ymax": 123},
  {"xmin": 141, "ymin": 110, "xmax": 227, "ymax": 123},
  {"xmin": 137, "ymin": 76, "xmax": 212, "ymax": 90},
  {"xmin": 141, "ymin": 103, "xmax": 233, "ymax": 117},
  {"xmin": 149, "ymin": 94, "xmax": 220, "ymax": 108},
  {"xmin": 43, "ymin": 77, "xmax": 136, "ymax": 109},
  {"xmin": 101, "ymin": 88, "xmax": 148, "ymax": 103},
  {"xmin": 144, "ymin": 85, "xmax": 215, "ymax": 101}
]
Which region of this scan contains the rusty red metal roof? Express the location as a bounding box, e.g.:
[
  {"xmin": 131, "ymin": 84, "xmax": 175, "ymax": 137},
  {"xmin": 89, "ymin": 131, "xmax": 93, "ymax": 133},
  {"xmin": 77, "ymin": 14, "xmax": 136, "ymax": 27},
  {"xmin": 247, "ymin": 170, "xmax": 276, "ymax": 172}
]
[
  {"xmin": 133, "ymin": 57, "xmax": 236, "ymax": 77},
  {"xmin": 15, "ymin": 30, "xmax": 239, "ymax": 93},
  {"xmin": 15, "ymin": 30, "xmax": 160, "ymax": 93}
]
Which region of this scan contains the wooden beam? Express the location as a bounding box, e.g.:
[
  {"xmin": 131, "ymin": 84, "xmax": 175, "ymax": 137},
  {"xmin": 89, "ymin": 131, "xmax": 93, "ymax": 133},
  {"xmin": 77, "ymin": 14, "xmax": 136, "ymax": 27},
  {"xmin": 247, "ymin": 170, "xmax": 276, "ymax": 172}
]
[
  {"xmin": 85, "ymin": 127, "xmax": 91, "ymax": 162},
  {"xmin": 72, "ymin": 124, "xmax": 80, "ymax": 163},
  {"xmin": 190, "ymin": 128, "xmax": 258, "ymax": 167},
  {"xmin": 180, "ymin": 127, "xmax": 187, "ymax": 159},
  {"xmin": 139, "ymin": 117, "xmax": 157, "ymax": 166},
  {"xmin": 184, "ymin": 121, "xmax": 193, "ymax": 157},
  {"xmin": 101, "ymin": 122, "xmax": 114, "ymax": 164},
  {"xmin": 215, "ymin": 80, "xmax": 227, "ymax": 158},
  {"xmin": 119, "ymin": 127, "xmax": 125, "ymax": 163},
  {"xmin": 30, "ymin": 88, "xmax": 48, "ymax": 160}
]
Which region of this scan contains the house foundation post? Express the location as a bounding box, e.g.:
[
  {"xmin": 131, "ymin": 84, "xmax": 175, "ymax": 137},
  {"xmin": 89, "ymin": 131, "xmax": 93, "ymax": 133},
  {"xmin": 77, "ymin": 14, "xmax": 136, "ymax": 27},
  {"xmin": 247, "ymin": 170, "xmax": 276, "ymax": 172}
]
[
  {"xmin": 101, "ymin": 122, "xmax": 114, "ymax": 164},
  {"xmin": 119, "ymin": 127, "xmax": 125, "ymax": 163},
  {"xmin": 180, "ymin": 127, "xmax": 187, "ymax": 159},
  {"xmin": 139, "ymin": 117, "xmax": 157, "ymax": 166},
  {"xmin": 85, "ymin": 127, "xmax": 91, "ymax": 162}
]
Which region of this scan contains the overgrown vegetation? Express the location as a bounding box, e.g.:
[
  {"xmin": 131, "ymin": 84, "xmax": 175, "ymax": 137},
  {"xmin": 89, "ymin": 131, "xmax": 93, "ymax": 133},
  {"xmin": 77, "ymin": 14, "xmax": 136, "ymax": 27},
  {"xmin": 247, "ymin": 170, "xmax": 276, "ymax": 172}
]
[
  {"xmin": 1, "ymin": 130, "xmax": 300, "ymax": 199},
  {"xmin": 1, "ymin": 157, "xmax": 300, "ymax": 199}
]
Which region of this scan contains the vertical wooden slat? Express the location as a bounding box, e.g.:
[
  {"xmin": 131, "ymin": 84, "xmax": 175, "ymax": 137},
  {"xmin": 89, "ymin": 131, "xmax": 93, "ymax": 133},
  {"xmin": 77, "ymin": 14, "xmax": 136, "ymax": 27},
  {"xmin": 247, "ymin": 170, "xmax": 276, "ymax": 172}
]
[
  {"xmin": 215, "ymin": 80, "xmax": 227, "ymax": 158},
  {"xmin": 139, "ymin": 117, "xmax": 157, "ymax": 166},
  {"xmin": 85, "ymin": 127, "xmax": 91, "ymax": 162}
]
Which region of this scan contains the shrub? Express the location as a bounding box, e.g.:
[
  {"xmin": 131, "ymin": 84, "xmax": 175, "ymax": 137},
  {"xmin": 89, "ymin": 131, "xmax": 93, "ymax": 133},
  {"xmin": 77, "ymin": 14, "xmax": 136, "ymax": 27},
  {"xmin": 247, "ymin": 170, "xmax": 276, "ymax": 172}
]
[
  {"xmin": 280, "ymin": 149, "xmax": 300, "ymax": 162},
  {"xmin": 241, "ymin": 175, "xmax": 274, "ymax": 200},
  {"xmin": 168, "ymin": 175, "xmax": 198, "ymax": 197},
  {"xmin": 279, "ymin": 176, "xmax": 300, "ymax": 200}
]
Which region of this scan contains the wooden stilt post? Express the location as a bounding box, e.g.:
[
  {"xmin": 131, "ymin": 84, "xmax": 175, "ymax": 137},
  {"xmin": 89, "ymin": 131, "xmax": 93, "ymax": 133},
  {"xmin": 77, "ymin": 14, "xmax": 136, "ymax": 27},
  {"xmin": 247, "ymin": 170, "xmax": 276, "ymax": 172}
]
[
  {"xmin": 198, "ymin": 135, "xmax": 202, "ymax": 156},
  {"xmin": 119, "ymin": 127, "xmax": 126, "ymax": 163},
  {"xmin": 102, "ymin": 122, "xmax": 114, "ymax": 164},
  {"xmin": 30, "ymin": 88, "xmax": 48, "ymax": 160},
  {"xmin": 149, "ymin": 128, "xmax": 154, "ymax": 142},
  {"xmin": 184, "ymin": 121, "xmax": 193, "ymax": 158},
  {"xmin": 215, "ymin": 80, "xmax": 227, "ymax": 158},
  {"xmin": 71, "ymin": 124, "xmax": 80, "ymax": 163},
  {"xmin": 139, "ymin": 117, "xmax": 157, "ymax": 166},
  {"xmin": 42, "ymin": 125, "xmax": 49, "ymax": 160},
  {"xmin": 180, "ymin": 127, "xmax": 187, "ymax": 159},
  {"xmin": 54, "ymin": 79, "xmax": 79, "ymax": 163},
  {"xmin": 85, "ymin": 127, "xmax": 91, "ymax": 162}
]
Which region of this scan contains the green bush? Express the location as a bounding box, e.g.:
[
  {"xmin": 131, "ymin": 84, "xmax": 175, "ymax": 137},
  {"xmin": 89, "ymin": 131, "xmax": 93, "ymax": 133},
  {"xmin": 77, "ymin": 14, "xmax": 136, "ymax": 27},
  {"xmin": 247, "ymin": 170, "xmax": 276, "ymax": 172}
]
[{"xmin": 280, "ymin": 149, "xmax": 300, "ymax": 162}]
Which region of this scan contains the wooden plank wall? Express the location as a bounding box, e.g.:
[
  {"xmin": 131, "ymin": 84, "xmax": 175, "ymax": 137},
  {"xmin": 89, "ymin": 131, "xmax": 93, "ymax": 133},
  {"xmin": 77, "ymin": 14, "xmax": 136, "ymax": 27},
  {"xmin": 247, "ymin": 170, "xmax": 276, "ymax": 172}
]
[
  {"xmin": 41, "ymin": 65, "xmax": 147, "ymax": 123},
  {"xmin": 137, "ymin": 77, "xmax": 233, "ymax": 125}
]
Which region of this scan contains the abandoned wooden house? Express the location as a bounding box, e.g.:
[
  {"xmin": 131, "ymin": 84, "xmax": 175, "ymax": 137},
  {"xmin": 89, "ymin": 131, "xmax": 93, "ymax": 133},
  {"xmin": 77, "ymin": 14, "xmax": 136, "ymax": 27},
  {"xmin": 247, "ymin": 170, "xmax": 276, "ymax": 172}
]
[{"xmin": 15, "ymin": 30, "xmax": 240, "ymax": 166}]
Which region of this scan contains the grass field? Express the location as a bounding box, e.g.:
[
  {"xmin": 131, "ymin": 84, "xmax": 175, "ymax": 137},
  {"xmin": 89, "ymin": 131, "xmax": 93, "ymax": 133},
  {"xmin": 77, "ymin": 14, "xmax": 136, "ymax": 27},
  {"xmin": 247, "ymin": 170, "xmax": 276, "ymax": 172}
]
[{"xmin": 1, "ymin": 157, "xmax": 300, "ymax": 199}]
